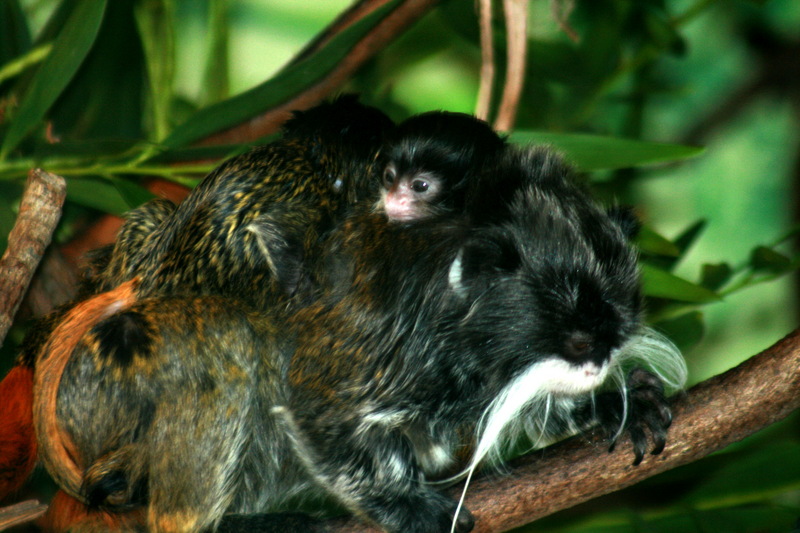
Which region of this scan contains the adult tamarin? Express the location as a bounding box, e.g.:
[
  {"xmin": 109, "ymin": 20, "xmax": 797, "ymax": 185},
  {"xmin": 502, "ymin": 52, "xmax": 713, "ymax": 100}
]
[
  {"xmin": 32, "ymin": 146, "xmax": 685, "ymax": 532},
  {"xmin": 0, "ymin": 95, "xmax": 393, "ymax": 505}
]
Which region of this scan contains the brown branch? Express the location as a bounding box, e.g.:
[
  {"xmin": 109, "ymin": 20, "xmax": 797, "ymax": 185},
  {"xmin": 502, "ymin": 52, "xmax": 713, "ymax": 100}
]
[
  {"xmin": 287, "ymin": 0, "xmax": 396, "ymax": 67},
  {"xmin": 328, "ymin": 327, "xmax": 800, "ymax": 532},
  {"xmin": 199, "ymin": 0, "xmax": 440, "ymax": 147},
  {"xmin": 0, "ymin": 500, "xmax": 48, "ymax": 531},
  {"xmin": 0, "ymin": 169, "xmax": 66, "ymax": 349}
]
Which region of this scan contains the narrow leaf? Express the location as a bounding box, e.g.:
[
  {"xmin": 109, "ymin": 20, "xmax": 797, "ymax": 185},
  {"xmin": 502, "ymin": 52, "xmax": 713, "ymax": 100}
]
[
  {"xmin": 135, "ymin": 0, "xmax": 175, "ymax": 142},
  {"xmin": 637, "ymin": 226, "xmax": 680, "ymax": 257},
  {"xmin": 66, "ymin": 176, "xmax": 144, "ymax": 215},
  {"xmin": 652, "ymin": 311, "xmax": 704, "ymax": 351},
  {"xmin": 201, "ymin": 0, "xmax": 230, "ymax": 105},
  {"xmin": 700, "ymin": 262, "xmax": 733, "ymax": 291},
  {"xmin": 0, "ymin": 43, "xmax": 53, "ymax": 86},
  {"xmin": 0, "ymin": 0, "xmax": 32, "ymax": 65},
  {"xmin": 509, "ymin": 131, "xmax": 704, "ymax": 171},
  {"xmin": 0, "ymin": 0, "xmax": 108, "ymax": 158},
  {"xmin": 750, "ymin": 246, "xmax": 792, "ymax": 274},
  {"xmin": 162, "ymin": 0, "xmax": 402, "ymax": 148},
  {"xmin": 673, "ymin": 219, "xmax": 707, "ymax": 255},
  {"xmin": 640, "ymin": 263, "xmax": 722, "ymax": 303}
]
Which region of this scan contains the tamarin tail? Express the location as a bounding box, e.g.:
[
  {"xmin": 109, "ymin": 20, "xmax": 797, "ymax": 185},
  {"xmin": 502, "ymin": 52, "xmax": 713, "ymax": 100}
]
[
  {"xmin": 0, "ymin": 364, "xmax": 37, "ymax": 500},
  {"xmin": 33, "ymin": 278, "xmax": 140, "ymax": 503},
  {"xmin": 39, "ymin": 490, "xmax": 146, "ymax": 533}
]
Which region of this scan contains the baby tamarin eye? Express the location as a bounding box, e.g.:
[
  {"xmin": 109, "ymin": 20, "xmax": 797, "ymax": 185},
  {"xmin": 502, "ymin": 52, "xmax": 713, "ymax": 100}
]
[
  {"xmin": 411, "ymin": 179, "xmax": 430, "ymax": 193},
  {"xmin": 383, "ymin": 165, "xmax": 397, "ymax": 187}
]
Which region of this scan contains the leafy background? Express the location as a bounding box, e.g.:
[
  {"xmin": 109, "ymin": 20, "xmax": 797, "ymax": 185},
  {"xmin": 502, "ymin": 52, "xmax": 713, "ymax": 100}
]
[{"xmin": 1, "ymin": 0, "xmax": 799, "ymax": 531}]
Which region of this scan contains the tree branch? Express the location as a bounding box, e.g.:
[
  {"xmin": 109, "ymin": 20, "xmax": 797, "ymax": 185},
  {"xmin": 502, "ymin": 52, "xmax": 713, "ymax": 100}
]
[
  {"xmin": 0, "ymin": 169, "xmax": 66, "ymax": 349},
  {"xmin": 0, "ymin": 500, "xmax": 48, "ymax": 531},
  {"xmin": 327, "ymin": 327, "xmax": 800, "ymax": 532},
  {"xmin": 198, "ymin": 0, "xmax": 440, "ymax": 147}
]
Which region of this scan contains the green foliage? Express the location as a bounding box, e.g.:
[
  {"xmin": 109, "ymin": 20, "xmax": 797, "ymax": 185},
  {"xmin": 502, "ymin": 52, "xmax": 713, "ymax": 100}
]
[{"xmin": 1, "ymin": 0, "xmax": 798, "ymax": 531}]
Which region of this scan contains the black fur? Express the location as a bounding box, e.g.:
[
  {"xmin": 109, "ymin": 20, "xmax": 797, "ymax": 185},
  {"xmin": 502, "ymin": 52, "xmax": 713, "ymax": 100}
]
[
  {"xmin": 92, "ymin": 311, "xmax": 155, "ymax": 367},
  {"xmin": 378, "ymin": 111, "xmax": 506, "ymax": 219}
]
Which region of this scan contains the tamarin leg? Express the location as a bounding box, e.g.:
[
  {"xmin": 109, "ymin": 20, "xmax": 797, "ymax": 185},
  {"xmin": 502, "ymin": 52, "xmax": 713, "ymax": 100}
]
[
  {"xmin": 144, "ymin": 386, "xmax": 254, "ymax": 533},
  {"xmin": 286, "ymin": 413, "xmax": 474, "ymax": 533},
  {"xmin": 0, "ymin": 365, "xmax": 36, "ymax": 499}
]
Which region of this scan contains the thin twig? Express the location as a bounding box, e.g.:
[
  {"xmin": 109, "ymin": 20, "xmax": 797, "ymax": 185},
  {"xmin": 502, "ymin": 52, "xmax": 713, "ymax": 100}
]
[
  {"xmin": 475, "ymin": 0, "xmax": 495, "ymax": 121},
  {"xmin": 493, "ymin": 0, "xmax": 529, "ymax": 132},
  {"xmin": 0, "ymin": 169, "xmax": 66, "ymax": 349},
  {"xmin": 327, "ymin": 327, "xmax": 800, "ymax": 532},
  {"xmin": 0, "ymin": 499, "xmax": 48, "ymax": 531}
]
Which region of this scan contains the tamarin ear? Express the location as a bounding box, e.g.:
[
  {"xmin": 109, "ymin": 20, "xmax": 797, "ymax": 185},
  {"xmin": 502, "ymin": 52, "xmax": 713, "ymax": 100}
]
[
  {"xmin": 449, "ymin": 232, "xmax": 521, "ymax": 295},
  {"xmin": 606, "ymin": 206, "xmax": 641, "ymax": 240}
]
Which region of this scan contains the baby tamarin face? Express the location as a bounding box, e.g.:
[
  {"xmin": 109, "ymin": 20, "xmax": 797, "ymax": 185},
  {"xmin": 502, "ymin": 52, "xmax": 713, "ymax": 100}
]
[
  {"xmin": 380, "ymin": 161, "xmax": 444, "ymax": 221},
  {"xmin": 376, "ymin": 111, "xmax": 505, "ymax": 222}
]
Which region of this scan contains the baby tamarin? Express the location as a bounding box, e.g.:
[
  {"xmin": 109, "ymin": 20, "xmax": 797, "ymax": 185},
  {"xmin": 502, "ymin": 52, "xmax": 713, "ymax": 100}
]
[
  {"xmin": 32, "ymin": 146, "xmax": 685, "ymax": 532},
  {"xmin": 375, "ymin": 111, "xmax": 505, "ymax": 222},
  {"xmin": 93, "ymin": 95, "xmax": 394, "ymax": 308}
]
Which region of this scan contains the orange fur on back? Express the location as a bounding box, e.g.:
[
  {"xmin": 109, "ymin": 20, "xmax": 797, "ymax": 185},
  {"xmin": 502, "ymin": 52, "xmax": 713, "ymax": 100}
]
[
  {"xmin": 0, "ymin": 365, "xmax": 37, "ymax": 500},
  {"xmin": 33, "ymin": 279, "xmax": 140, "ymax": 503}
]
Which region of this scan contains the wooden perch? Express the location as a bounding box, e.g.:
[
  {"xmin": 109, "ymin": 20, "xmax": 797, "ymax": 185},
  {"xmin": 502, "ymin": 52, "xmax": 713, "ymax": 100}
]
[
  {"xmin": 326, "ymin": 327, "xmax": 800, "ymax": 532},
  {"xmin": 0, "ymin": 500, "xmax": 48, "ymax": 531},
  {"xmin": 0, "ymin": 169, "xmax": 66, "ymax": 348}
]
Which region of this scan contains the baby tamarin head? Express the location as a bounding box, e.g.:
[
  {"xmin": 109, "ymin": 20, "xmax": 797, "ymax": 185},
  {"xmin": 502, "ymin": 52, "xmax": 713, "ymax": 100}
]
[{"xmin": 375, "ymin": 111, "xmax": 505, "ymax": 222}]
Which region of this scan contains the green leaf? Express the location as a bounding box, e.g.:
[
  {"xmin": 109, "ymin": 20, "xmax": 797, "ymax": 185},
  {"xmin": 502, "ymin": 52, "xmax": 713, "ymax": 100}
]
[
  {"xmin": 647, "ymin": 219, "xmax": 707, "ymax": 271},
  {"xmin": 700, "ymin": 262, "xmax": 733, "ymax": 291},
  {"xmin": 651, "ymin": 311, "xmax": 704, "ymax": 351},
  {"xmin": 112, "ymin": 177, "xmax": 156, "ymax": 208},
  {"xmin": 135, "ymin": 0, "xmax": 176, "ymax": 142},
  {"xmin": 640, "ymin": 263, "xmax": 722, "ymax": 303},
  {"xmin": 0, "ymin": 0, "xmax": 32, "ymax": 65},
  {"xmin": 162, "ymin": 0, "xmax": 402, "ymax": 148},
  {"xmin": 0, "ymin": 0, "xmax": 108, "ymax": 158},
  {"xmin": 673, "ymin": 219, "xmax": 707, "ymax": 256},
  {"xmin": 0, "ymin": 43, "xmax": 53, "ymax": 87},
  {"xmin": 750, "ymin": 246, "xmax": 792, "ymax": 274},
  {"xmin": 66, "ymin": 176, "xmax": 149, "ymax": 215},
  {"xmin": 680, "ymin": 441, "xmax": 800, "ymax": 508},
  {"xmin": 201, "ymin": 0, "xmax": 230, "ymax": 105},
  {"xmin": 637, "ymin": 226, "xmax": 680, "ymax": 257},
  {"xmin": 509, "ymin": 131, "xmax": 704, "ymax": 171}
]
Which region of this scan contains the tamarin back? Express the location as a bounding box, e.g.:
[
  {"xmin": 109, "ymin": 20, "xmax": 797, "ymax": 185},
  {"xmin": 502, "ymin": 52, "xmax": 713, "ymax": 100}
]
[
  {"xmin": 0, "ymin": 96, "xmax": 392, "ymax": 508},
  {"xmin": 95, "ymin": 95, "xmax": 394, "ymax": 310},
  {"xmin": 35, "ymin": 146, "xmax": 685, "ymax": 532}
]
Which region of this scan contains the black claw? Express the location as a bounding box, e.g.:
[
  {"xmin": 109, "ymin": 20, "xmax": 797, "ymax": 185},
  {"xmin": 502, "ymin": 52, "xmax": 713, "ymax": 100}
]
[{"xmin": 593, "ymin": 367, "xmax": 675, "ymax": 465}]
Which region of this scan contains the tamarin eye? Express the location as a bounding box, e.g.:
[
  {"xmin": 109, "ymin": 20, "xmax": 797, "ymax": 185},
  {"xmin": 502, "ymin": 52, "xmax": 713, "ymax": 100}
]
[
  {"xmin": 411, "ymin": 179, "xmax": 429, "ymax": 193},
  {"xmin": 383, "ymin": 166, "xmax": 396, "ymax": 187}
]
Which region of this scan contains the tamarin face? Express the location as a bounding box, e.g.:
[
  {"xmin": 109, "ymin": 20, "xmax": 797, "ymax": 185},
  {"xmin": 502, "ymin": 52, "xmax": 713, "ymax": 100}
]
[
  {"xmin": 379, "ymin": 161, "xmax": 445, "ymax": 221},
  {"xmin": 376, "ymin": 111, "xmax": 505, "ymax": 222}
]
